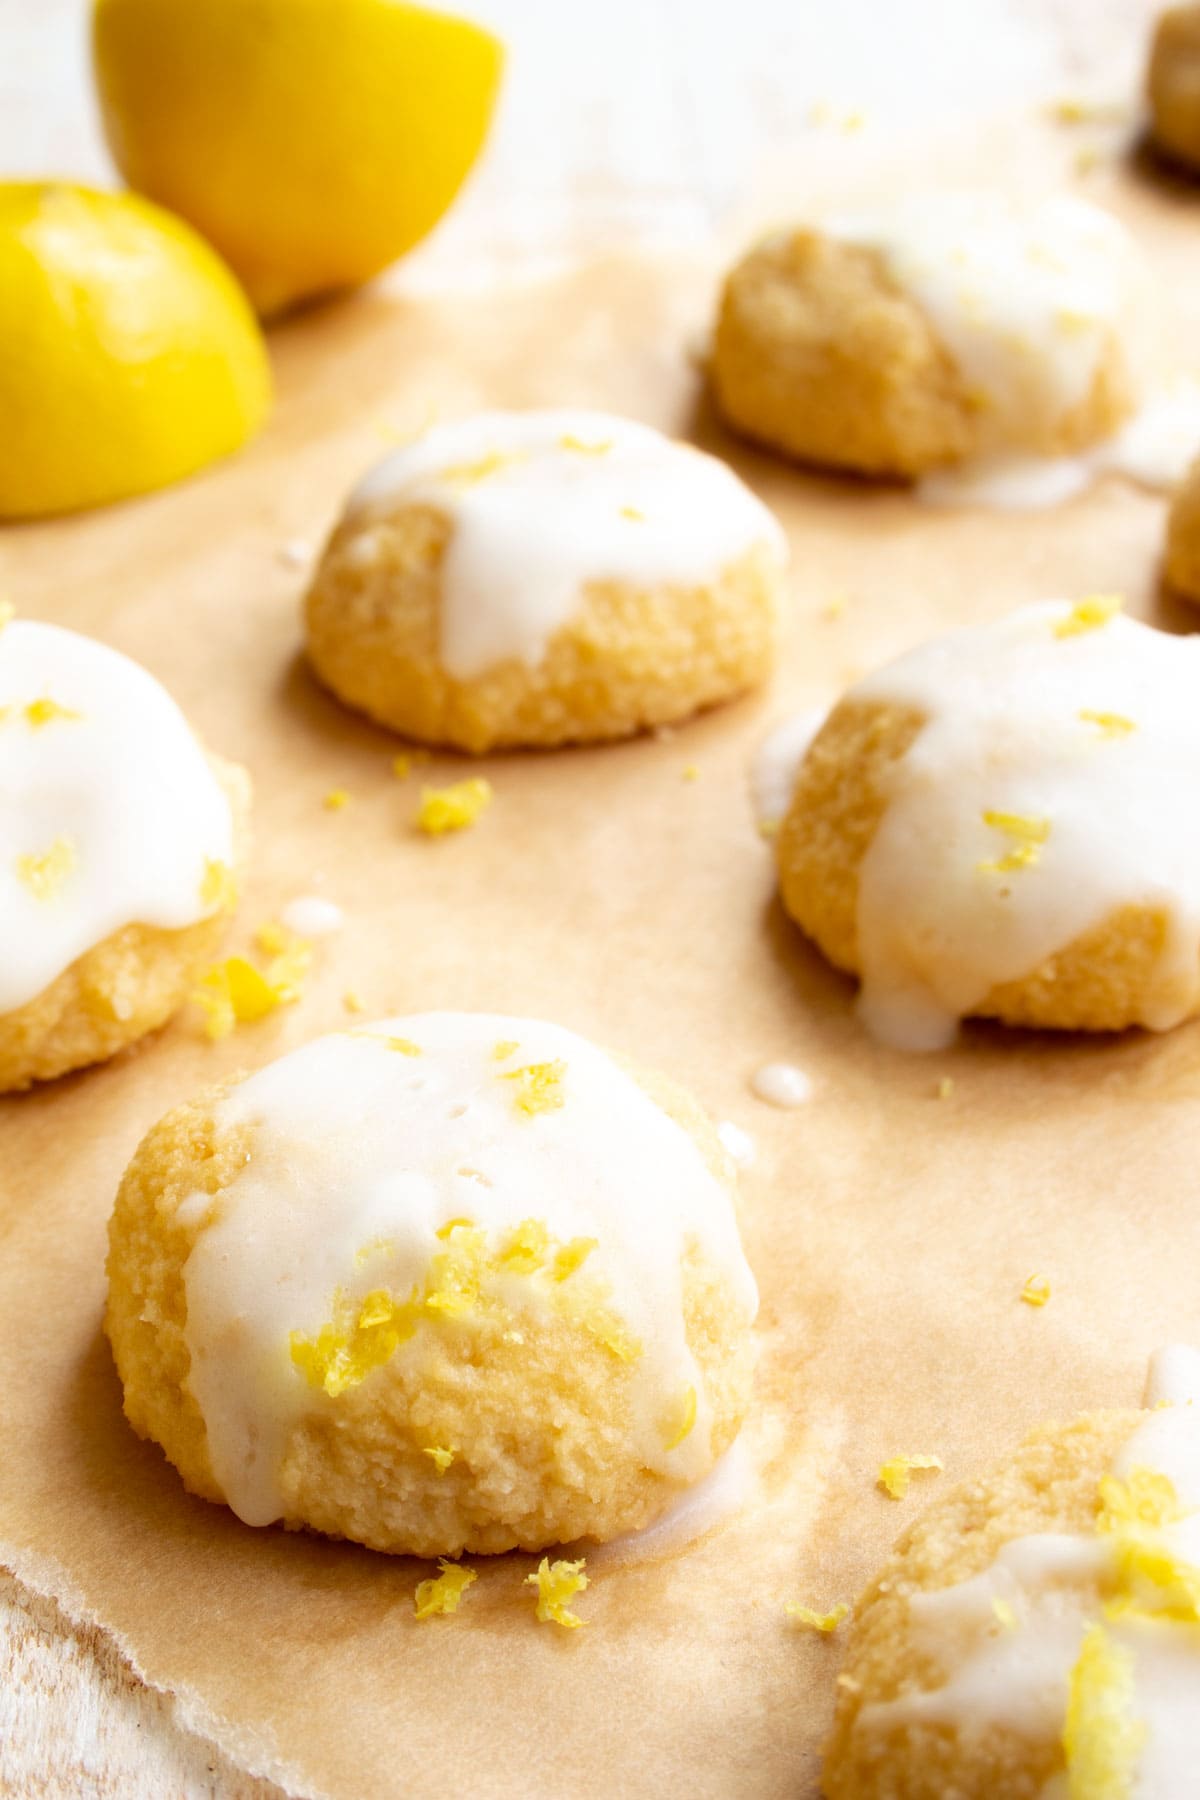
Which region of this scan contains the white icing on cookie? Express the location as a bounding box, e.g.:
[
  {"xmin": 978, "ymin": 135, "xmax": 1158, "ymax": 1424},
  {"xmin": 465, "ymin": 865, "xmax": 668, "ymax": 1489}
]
[
  {"xmin": 846, "ymin": 600, "xmax": 1200, "ymax": 1050},
  {"xmin": 345, "ymin": 410, "xmax": 788, "ymax": 680},
  {"xmin": 831, "ymin": 192, "xmax": 1151, "ymax": 459},
  {"xmin": 0, "ymin": 621, "xmax": 235, "ymax": 1016},
  {"xmin": 851, "ymin": 1352, "xmax": 1200, "ymax": 1795},
  {"xmin": 181, "ymin": 1014, "xmax": 758, "ymax": 1528}
]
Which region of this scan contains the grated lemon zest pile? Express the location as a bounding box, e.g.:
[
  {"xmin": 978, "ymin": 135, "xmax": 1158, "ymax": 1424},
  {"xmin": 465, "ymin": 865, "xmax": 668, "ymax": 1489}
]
[
  {"xmin": 423, "ymin": 1446, "xmax": 456, "ymax": 1475},
  {"xmin": 0, "ymin": 599, "xmax": 14, "ymax": 632},
  {"xmin": 1080, "ymin": 710, "xmax": 1135, "ymax": 738},
  {"xmin": 413, "ymin": 1559, "xmax": 476, "ymax": 1620},
  {"xmin": 1021, "ymin": 1273, "xmax": 1052, "ymax": 1308},
  {"xmin": 503, "ymin": 1059, "xmax": 566, "ymax": 1116},
  {"xmin": 1055, "ymin": 595, "xmax": 1122, "ymax": 639},
  {"xmin": 194, "ymin": 930, "xmax": 312, "ymax": 1041},
  {"xmin": 1097, "ymin": 1467, "xmax": 1185, "ymax": 1537},
  {"xmin": 525, "ymin": 1557, "xmax": 588, "ymax": 1628},
  {"xmin": 416, "ymin": 778, "xmax": 493, "ymax": 836},
  {"xmin": 199, "ymin": 859, "xmax": 238, "ymax": 914},
  {"xmin": 979, "ymin": 810, "xmax": 1051, "ymax": 874},
  {"xmin": 291, "ymin": 1212, "xmax": 634, "ymax": 1397},
  {"xmin": 662, "ymin": 1384, "xmax": 697, "ymax": 1451},
  {"xmin": 560, "ymin": 434, "xmax": 613, "ymax": 455},
  {"xmin": 1092, "ymin": 1467, "xmax": 1200, "ymax": 1625},
  {"xmin": 878, "ymin": 1454, "xmax": 943, "ymax": 1500},
  {"xmin": 785, "ymin": 1602, "xmax": 848, "ymax": 1633},
  {"xmin": 438, "ymin": 450, "xmax": 523, "ymax": 487},
  {"xmin": 323, "ymin": 787, "xmax": 351, "ymax": 811},
  {"xmin": 492, "ymin": 1038, "xmax": 518, "ymax": 1061},
  {"xmin": 1062, "ymin": 1624, "xmax": 1144, "ymax": 1799},
  {"xmin": 15, "ymin": 835, "xmax": 75, "ymax": 901},
  {"xmin": 24, "ymin": 697, "xmax": 81, "ymax": 727}
]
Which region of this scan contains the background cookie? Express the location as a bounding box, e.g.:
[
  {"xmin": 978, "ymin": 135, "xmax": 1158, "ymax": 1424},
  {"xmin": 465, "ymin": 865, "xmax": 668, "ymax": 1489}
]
[
  {"xmin": 304, "ymin": 409, "xmax": 787, "ymax": 752},
  {"xmin": 712, "ymin": 194, "xmax": 1146, "ymax": 477},
  {"xmin": 0, "ymin": 620, "xmax": 248, "ymax": 1091},
  {"xmin": 775, "ymin": 599, "xmax": 1200, "ymax": 1047},
  {"xmin": 1148, "ymin": 5, "xmax": 1200, "ymax": 172},
  {"xmin": 106, "ymin": 1013, "xmax": 758, "ymax": 1558}
]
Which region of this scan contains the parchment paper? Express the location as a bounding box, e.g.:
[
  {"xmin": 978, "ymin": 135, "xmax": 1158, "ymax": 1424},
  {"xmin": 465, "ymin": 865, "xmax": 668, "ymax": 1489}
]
[{"xmin": 4, "ymin": 142, "xmax": 1200, "ymax": 1800}]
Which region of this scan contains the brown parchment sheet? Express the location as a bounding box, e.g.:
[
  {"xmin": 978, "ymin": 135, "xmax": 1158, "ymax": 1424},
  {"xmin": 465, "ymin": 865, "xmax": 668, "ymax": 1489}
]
[{"xmin": 6, "ymin": 137, "xmax": 1200, "ymax": 1800}]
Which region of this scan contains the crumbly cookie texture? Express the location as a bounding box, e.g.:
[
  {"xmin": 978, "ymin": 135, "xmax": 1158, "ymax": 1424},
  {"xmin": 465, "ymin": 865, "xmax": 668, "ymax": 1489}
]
[
  {"xmin": 712, "ymin": 201, "xmax": 1141, "ymax": 478},
  {"xmin": 824, "ymin": 1410, "xmax": 1141, "ymax": 1798},
  {"xmin": 304, "ymin": 410, "xmax": 786, "ymax": 753},
  {"xmin": 776, "ymin": 601, "xmax": 1200, "ymax": 1045},
  {"xmin": 1165, "ymin": 452, "xmax": 1200, "ymax": 601},
  {"xmin": 1148, "ymin": 6, "xmax": 1200, "ymax": 171},
  {"xmin": 106, "ymin": 1016, "xmax": 758, "ymax": 1557}
]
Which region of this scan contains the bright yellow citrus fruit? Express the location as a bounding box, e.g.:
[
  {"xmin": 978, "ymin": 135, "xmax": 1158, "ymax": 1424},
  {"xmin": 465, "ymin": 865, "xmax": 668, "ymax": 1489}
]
[
  {"xmin": 0, "ymin": 182, "xmax": 271, "ymax": 519},
  {"xmin": 91, "ymin": 0, "xmax": 505, "ymax": 317}
]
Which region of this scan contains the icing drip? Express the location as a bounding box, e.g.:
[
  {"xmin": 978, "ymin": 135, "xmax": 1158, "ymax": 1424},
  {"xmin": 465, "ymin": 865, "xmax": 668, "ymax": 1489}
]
[
  {"xmin": 751, "ymin": 708, "xmax": 828, "ymax": 833},
  {"xmin": 848, "ymin": 601, "xmax": 1200, "ymax": 1050},
  {"xmin": 345, "ymin": 410, "xmax": 788, "ymax": 679},
  {"xmin": 0, "ymin": 621, "xmax": 235, "ymax": 1015},
  {"xmin": 180, "ymin": 1014, "xmax": 758, "ymax": 1527},
  {"xmin": 852, "ymin": 1349, "xmax": 1200, "ymax": 1796}
]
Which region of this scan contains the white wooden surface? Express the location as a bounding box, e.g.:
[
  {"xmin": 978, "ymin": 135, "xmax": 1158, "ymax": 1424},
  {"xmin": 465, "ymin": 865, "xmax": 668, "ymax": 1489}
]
[{"xmin": 0, "ymin": 0, "xmax": 1165, "ymax": 1791}]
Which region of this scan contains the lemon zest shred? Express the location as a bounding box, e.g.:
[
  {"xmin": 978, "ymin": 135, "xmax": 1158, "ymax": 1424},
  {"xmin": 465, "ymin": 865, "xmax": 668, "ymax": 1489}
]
[
  {"xmin": 15, "ymin": 836, "xmax": 75, "ymax": 901},
  {"xmin": 1062, "ymin": 1623, "xmax": 1144, "ymax": 1799},
  {"xmin": 391, "ymin": 748, "xmax": 430, "ymax": 781},
  {"xmin": 682, "ymin": 764, "xmax": 700, "ymax": 782},
  {"xmin": 935, "ymin": 1076, "xmax": 955, "ymax": 1100},
  {"xmin": 878, "ymin": 1454, "xmax": 943, "ymax": 1500},
  {"xmin": 979, "ymin": 809, "xmax": 1052, "ymax": 874},
  {"xmin": 497, "ymin": 1218, "xmax": 550, "ymax": 1274},
  {"xmin": 323, "ymin": 787, "xmax": 351, "ymax": 811},
  {"xmin": 436, "ymin": 1216, "xmax": 475, "ymax": 1240},
  {"xmin": 1021, "ymin": 1273, "xmax": 1052, "ymax": 1308},
  {"xmin": 992, "ymin": 1597, "xmax": 1018, "ymax": 1630},
  {"xmin": 24, "ymin": 697, "xmax": 82, "ymax": 728},
  {"xmin": 1080, "ymin": 710, "xmax": 1135, "ymax": 738},
  {"xmin": 492, "ymin": 1038, "xmax": 519, "ymax": 1061},
  {"xmin": 199, "ymin": 858, "xmax": 238, "ymax": 914},
  {"xmin": 1055, "ymin": 595, "xmax": 1122, "ymax": 639},
  {"xmin": 413, "ymin": 1559, "xmax": 476, "ymax": 1619},
  {"xmin": 416, "ymin": 778, "xmax": 492, "ymax": 836},
  {"xmin": 438, "ymin": 450, "xmax": 523, "ymax": 487},
  {"xmin": 620, "ymin": 505, "xmax": 645, "ymax": 521},
  {"xmin": 785, "ymin": 1602, "xmax": 848, "ymax": 1633},
  {"xmin": 560, "ymin": 433, "xmax": 613, "ymax": 455},
  {"xmin": 342, "ymin": 988, "xmax": 366, "ymax": 1014},
  {"xmin": 525, "ymin": 1557, "xmax": 588, "ymax": 1628},
  {"xmin": 503, "ymin": 1059, "xmax": 566, "ymax": 1116},
  {"xmin": 422, "ymin": 1446, "xmax": 456, "ymax": 1475},
  {"xmin": 193, "ymin": 931, "xmax": 312, "ymax": 1041},
  {"xmin": 662, "ymin": 1384, "xmax": 697, "ymax": 1451},
  {"xmin": 552, "ymin": 1237, "xmax": 597, "ymax": 1281}
]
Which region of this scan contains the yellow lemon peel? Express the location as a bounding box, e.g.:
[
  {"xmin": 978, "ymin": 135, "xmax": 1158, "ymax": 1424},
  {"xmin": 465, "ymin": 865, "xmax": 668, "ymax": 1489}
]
[
  {"xmin": 1079, "ymin": 711, "xmax": 1135, "ymax": 738},
  {"xmin": 525, "ymin": 1557, "xmax": 588, "ymax": 1629},
  {"xmin": 15, "ymin": 836, "xmax": 75, "ymax": 901},
  {"xmin": 497, "ymin": 1218, "xmax": 550, "ymax": 1274},
  {"xmin": 551, "ymin": 1237, "xmax": 597, "ymax": 1282},
  {"xmin": 194, "ymin": 930, "xmax": 312, "ymax": 1041},
  {"xmin": 878, "ymin": 1454, "xmax": 943, "ymax": 1500},
  {"xmin": 662, "ymin": 1384, "xmax": 697, "ymax": 1451},
  {"xmin": 1021, "ymin": 1273, "xmax": 1052, "ymax": 1308},
  {"xmin": 416, "ymin": 778, "xmax": 492, "ymax": 836},
  {"xmin": 979, "ymin": 810, "xmax": 1051, "ymax": 874},
  {"xmin": 785, "ymin": 1602, "xmax": 848, "ymax": 1632},
  {"xmin": 1055, "ymin": 595, "xmax": 1123, "ymax": 639},
  {"xmin": 422, "ymin": 1446, "xmax": 455, "ymax": 1475},
  {"xmin": 413, "ymin": 1560, "xmax": 476, "ymax": 1620},
  {"xmin": 503, "ymin": 1059, "xmax": 566, "ymax": 1116},
  {"xmin": 199, "ymin": 858, "xmax": 238, "ymax": 915},
  {"xmin": 1062, "ymin": 1623, "xmax": 1144, "ymax": 1799},
  {"xmin": 23, "ymin": 697, "xmax": 81, "ymax": 727}
]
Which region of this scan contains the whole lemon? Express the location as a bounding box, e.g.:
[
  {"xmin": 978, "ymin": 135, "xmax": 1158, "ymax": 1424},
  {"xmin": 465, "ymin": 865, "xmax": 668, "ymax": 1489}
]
[
  {"xmin": 0, "ymin": 182, "xmax": 271, "ymax": 519},
  {"xmin": 91, "ymin": 0, "xmax": 505, "ymax": 317}
]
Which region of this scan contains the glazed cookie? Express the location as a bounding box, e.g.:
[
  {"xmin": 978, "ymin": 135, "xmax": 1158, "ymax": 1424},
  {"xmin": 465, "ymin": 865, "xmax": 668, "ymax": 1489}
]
[
  {"xmin": 1148, "ymin": 6, "xmax": 1200, "ymax": 172},
  {"xmin": 106, "ymin": 1013, "xmax": 758, "ymax": 1557},
  {"xmin": 775, "ymin": 598, "xmax": 1200, "ymax": 1049},
  {"xmin": 0, "ymin": 619, "xmax": 247, "ymax": 1092},
  {"xmin": 304, "ymin": 409, "xmax": 787, "ymax": 752},
  {"xmin": 711, "ymin": 193, "xmax": 1148, "ymax": 480},
  {"xmin": 824, "ymin": 1348, "xmax": 1200, "ymax": 1798},
  {"xmin": 1164, "ymin": 452, "xmax": 1200, "ymax": 601}
]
